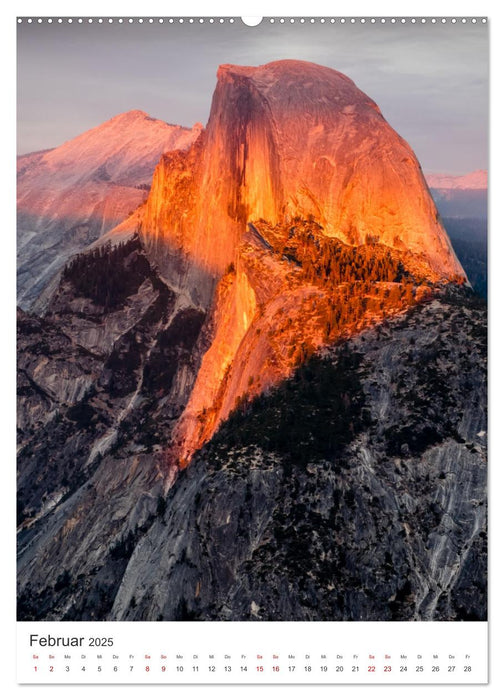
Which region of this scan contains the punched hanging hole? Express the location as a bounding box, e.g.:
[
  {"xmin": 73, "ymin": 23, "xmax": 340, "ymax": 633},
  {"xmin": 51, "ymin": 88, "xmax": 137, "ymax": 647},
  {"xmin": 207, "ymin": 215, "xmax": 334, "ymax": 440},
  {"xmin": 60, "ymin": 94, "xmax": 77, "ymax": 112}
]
[{"xmin": 241, "ymin": 17, "xmax": 263, "ymax": 27}]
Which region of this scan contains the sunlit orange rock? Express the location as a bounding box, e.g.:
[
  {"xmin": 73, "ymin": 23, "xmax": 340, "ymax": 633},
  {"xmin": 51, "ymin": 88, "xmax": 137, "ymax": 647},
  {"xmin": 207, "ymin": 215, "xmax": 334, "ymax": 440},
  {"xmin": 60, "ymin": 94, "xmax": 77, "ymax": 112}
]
[
  {"xmin": 137, "ymin": 60, "xmax": 467, "ymax": 466},
  {"xmin": 141, "ymin": 61, "xmax": 463, "ymax": 291}
]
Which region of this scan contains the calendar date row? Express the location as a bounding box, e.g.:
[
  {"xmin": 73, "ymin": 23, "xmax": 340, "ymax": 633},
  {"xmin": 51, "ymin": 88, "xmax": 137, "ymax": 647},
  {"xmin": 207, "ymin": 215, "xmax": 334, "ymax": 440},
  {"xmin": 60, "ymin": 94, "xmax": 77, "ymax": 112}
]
[{"xmin": 32, "ymin": 663, "xmax": 473, "ymax": 674}]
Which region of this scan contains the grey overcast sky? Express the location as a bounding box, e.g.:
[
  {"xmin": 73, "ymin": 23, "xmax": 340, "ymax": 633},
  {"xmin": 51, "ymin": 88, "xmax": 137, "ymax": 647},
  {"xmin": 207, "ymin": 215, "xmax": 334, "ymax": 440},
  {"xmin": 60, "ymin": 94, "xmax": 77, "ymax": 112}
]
[{"xmin": 17, "ymin": 18, "xmax": 488, "ymax": 174}]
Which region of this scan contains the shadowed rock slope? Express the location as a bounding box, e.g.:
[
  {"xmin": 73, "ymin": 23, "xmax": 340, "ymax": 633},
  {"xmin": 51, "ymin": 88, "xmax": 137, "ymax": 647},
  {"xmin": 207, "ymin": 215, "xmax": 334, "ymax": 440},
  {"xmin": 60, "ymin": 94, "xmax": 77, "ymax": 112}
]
[
  {"xmin": 17, "ymin": 287, "xmax": 486, "ymax": 621},
  {"xmin": 111, "ymin": 288, "xmax": 486, "ymax": 622},
  {"xmin": 17, "ymin": 237, "xmax": 208, "ymax": 623}
]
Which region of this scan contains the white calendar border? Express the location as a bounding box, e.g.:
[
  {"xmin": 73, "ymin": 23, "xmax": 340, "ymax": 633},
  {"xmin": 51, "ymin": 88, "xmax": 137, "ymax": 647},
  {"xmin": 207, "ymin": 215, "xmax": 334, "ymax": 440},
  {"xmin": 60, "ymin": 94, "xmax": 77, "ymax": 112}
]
[{"xmin": 4, "ymin": 0, "xmax": 502, "ymax": 697}]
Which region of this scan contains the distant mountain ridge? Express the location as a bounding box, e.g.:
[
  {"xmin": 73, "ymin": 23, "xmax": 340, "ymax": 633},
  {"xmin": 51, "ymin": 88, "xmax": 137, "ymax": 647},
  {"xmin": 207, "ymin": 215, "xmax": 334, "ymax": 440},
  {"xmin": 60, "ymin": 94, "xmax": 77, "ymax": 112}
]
[
  {"xmin": 426, "ymin": 170, "xmax": 487, "ymax": 220},
  {"xmin": 17, "ymin": 110, "xmax": 202, "ymax": 310},
  {"xmin": 425, "ymin": 170, "xmax": 487, "ymax": 190}
]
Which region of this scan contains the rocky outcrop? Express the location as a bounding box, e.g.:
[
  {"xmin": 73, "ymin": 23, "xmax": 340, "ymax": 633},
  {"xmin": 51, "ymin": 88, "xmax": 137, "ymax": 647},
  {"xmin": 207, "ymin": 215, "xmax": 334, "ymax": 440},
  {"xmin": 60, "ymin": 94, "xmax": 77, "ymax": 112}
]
[
  {"xmin": 140, "ymin": 60, "xmax": 464, "ymax": 294},
  {"xmin": 111, "ymin": 289, "xmax": 487, "ymax": 622},
  {"xmin": 17, "ymin": 308, "xmax": 101, "ymax": 450},
  {"xmin": 16, "ymin": 237, "xmax": 207, "ymax": 537},
  {"xmin": 138, "ymin": 60, "xmax": 467, "ymax": 462},
  {"xmin": 172, "ymin": 222, "xmax": 429, "ymax": 463}
]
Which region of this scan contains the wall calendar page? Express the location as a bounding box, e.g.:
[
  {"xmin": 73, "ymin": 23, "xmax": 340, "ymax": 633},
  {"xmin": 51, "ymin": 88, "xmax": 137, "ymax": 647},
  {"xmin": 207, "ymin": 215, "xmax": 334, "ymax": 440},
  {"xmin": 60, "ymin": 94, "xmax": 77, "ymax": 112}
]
[{"xmin": 15, "ymin": 9, "xmax": 489, "ymax": 689}]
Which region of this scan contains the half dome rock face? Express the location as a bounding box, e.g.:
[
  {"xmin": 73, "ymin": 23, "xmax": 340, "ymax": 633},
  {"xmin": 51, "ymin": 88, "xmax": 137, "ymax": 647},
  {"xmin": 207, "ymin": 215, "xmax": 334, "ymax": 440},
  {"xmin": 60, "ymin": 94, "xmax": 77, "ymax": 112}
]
[
  {"xmin": 17, "ymin": 111, "xmax": 201, "ymax": 309},
  {"xmin": 139, "ymin": 60, "xmax": 466, "ymax": 462},
  {"xmin": 140, "ymin": 59, "xmax": 464, "ymax": 307}
]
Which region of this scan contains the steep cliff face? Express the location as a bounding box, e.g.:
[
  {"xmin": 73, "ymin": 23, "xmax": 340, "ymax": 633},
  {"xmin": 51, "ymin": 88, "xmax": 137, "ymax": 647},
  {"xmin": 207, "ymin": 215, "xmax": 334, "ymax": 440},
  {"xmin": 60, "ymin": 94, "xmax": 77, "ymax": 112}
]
[
  {"xmin": 173, "ymin": 222, "xmax": 431, "ymax": 463},
  {"xmin": 17, "ymin": 111, "xmax": 201, "ymax": 309},
  {"xmin": 138, "ymin": 60, "xmax": 466, "ymax": 463},
  {"xmin": 211, "ymin": 61, "xmax": 463, "ymax": 275},
  {"xmin": 141, "ymin": 60, "xmax": 464, "ymax": 289}
]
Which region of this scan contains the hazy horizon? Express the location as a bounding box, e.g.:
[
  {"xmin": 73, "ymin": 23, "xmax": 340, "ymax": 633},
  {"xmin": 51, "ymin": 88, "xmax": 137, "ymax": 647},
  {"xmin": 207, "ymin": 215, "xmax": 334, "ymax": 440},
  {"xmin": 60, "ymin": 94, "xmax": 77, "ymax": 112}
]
[{"xmin": 17, "ymin": 19, "xmax": 488, "ymax": 175}]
